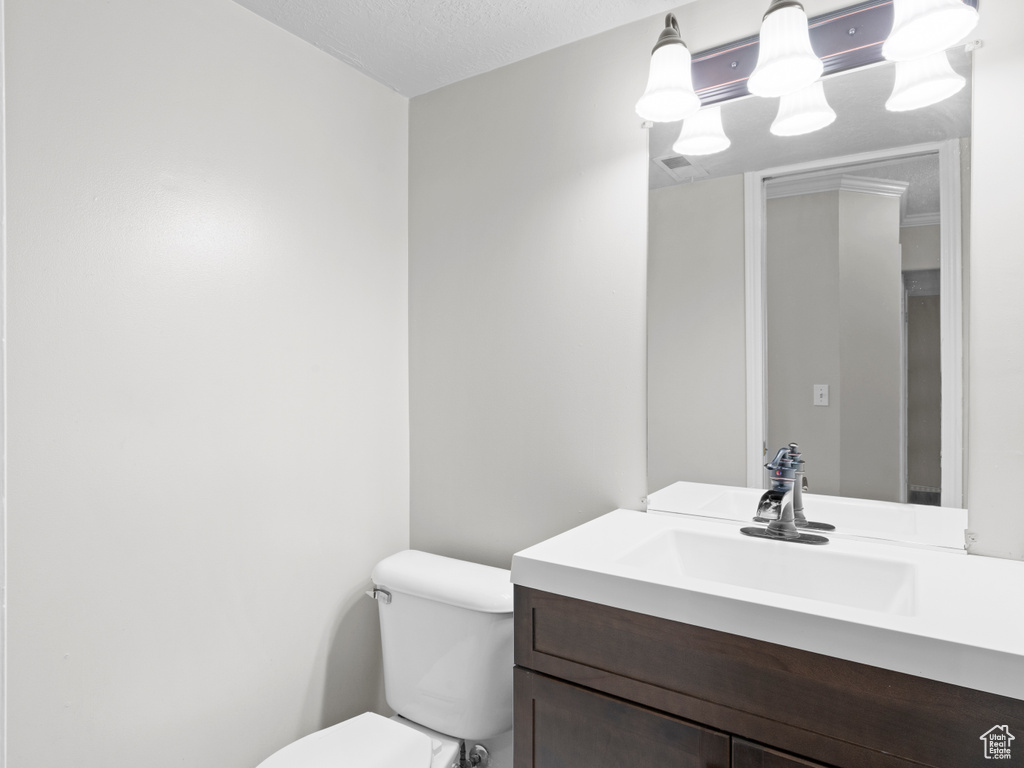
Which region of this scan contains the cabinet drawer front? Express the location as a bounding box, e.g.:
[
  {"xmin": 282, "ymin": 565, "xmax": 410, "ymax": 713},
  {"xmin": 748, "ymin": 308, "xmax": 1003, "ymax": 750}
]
[
  {"xmin": 514, "ymin": 667, "xmax": 729, "ymax": 768},
  {"xmin": 515, "ymin": 587, "xmax": 1024, "ymax": 768},
  {"xmin": 733, "ymin": 739, "xmax": 832, "ymax": 768}
]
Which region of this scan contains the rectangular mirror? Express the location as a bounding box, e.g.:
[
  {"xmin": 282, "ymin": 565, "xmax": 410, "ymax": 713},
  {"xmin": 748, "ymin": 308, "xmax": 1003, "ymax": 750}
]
[{"xmin": 648, "ymin": 44, "xmax": 972, "ymax": 508}]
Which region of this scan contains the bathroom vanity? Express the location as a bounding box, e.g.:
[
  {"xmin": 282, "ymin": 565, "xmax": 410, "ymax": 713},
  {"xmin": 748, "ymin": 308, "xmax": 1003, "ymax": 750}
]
[{"xmin": 511, "ymin": 488, "xmax": 1024, "ymax": 768}]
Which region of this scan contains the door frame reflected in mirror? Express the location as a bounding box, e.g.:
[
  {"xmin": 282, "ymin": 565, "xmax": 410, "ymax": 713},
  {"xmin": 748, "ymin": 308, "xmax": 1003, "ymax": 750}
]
[{"xmin": 743, "ymin": 139, "xmax": 964, "ymax": 507}]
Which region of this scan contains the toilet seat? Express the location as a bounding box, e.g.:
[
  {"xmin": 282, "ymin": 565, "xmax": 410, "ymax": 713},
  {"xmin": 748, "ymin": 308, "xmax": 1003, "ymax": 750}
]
[{"xmin": 257, "ymin": 712, "xmax": 435, "ymax": 768}]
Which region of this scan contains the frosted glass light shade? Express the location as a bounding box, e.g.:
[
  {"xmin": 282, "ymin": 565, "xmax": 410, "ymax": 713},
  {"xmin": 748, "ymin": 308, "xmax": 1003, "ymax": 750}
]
[
  {"xmin": 673, "ymin": 106, "xmax": 731, "ymax": 155},
  {"xmin": 882, "ymin": 0, "xmax": 979, "ymax": 62},
  {"xmin": 636, "ymin": 16, "xmax": 700, "ymax": 122},
  {"xmin": 748, "ymin": 2, "xmax": 823, "ymax": 98},
  {"xmin": 771, "ymin": 80, "xmax": 836, "ymax": 136},
  {"xmin": 886, "ymin": 51, "xmax": 966, "ymax": 111}
]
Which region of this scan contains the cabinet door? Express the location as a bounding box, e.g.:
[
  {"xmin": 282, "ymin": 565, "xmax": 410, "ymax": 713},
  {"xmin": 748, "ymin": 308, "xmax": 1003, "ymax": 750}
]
[
  {"xmin": 733, "ymin": 738, "xmax": 833, "ymax": 768},
  {"xmin": 514, "ymin": 667, "xmax": 729, "ymax": 768}
]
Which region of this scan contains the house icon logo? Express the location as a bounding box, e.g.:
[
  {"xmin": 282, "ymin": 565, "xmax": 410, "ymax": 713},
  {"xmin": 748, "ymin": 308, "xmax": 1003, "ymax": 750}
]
[{"xmin": 980, "ymin": 725, "xmax": 1015, "ymax": 760}]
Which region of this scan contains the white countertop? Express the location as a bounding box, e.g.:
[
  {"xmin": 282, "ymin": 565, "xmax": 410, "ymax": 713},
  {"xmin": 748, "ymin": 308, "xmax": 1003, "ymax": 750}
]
[{"xmin": 511, "ymin": 509, "xmax": 1024, "ymax": 701}]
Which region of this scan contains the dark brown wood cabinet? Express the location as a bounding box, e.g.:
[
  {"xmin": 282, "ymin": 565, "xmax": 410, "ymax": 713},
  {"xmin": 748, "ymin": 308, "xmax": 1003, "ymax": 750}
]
[{"xmin": 513, "ymin": 586, "xmax": 1024, "ymax": 768}]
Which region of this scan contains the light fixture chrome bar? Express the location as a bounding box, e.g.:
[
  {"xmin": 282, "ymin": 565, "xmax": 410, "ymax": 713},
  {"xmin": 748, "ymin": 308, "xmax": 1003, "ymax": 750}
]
[{"xmin": 687, "ymin": 0, "xmax": 980, "ymax": 107}]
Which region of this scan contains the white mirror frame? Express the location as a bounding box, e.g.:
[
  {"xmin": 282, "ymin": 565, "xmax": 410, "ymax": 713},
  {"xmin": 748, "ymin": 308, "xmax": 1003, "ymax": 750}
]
[{"xmin": 743, "ymin": 139, "xmax": 964, "ymax": 508}]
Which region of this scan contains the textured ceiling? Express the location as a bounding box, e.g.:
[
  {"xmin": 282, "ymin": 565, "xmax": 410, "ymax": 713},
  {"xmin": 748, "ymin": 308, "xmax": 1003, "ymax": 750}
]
[{"xmin": 231, "ymin": 0, "xmax": 700, "ymax": 97}]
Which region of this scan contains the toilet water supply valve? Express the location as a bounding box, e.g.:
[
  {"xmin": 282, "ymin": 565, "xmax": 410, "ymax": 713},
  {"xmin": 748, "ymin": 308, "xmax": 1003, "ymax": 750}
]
[{"xmin": 460, "ymin": 742, "xmax": 489, "ymax": 768}]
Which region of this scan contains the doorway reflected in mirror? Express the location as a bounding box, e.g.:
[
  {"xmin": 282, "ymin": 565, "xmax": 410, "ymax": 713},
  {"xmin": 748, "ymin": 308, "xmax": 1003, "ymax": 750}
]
[{"xmin": 764, "ymin": 152, "xmax": 952, "ymax": 506}]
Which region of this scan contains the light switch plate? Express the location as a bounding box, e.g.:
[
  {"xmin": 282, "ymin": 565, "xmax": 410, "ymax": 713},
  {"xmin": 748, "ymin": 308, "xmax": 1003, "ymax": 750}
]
[{"xmin": 814, "ymin": 384, "xmax": 829, "ymax": 406}]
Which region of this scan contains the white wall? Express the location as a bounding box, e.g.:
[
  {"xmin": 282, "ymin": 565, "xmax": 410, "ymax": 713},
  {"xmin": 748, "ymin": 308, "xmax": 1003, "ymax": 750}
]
[
  {"xmin": 767, "ymin": 192, "xmax": 842, "ymax": 494},
  {"xmin": 648, "ymin": 176, "xmax": 747, "ymax": 493},
  {"xmin": 5, "ymin": 1, "xmax": 409, "ymax": 766},
  {"xmin": 407, "ymin": 21, "xmax": 650, "ymax": 567},
  {"xmin": 836, "ymin": 190, "xmax": 903, "ymax": 502},
  {"xmin": 405, "ymin": 0, "xmax": 814, "ymax": 568},
  {"xmin": 967, "ymin": 0, "xmax": 1024, "ymax": 559},
  {"xmin": 901, "ymin": 224, "xmax": 940, "ymax": 271},
  {"xmin": 0, "ymin": 1, "xmax": 7, "ymax": 762}
]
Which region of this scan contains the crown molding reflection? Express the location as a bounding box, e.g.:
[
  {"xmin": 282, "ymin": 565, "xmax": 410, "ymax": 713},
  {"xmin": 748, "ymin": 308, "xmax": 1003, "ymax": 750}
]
[
  {"xmin": 765, "ymin": 172, "xmax": 911, "ymax": 221},
  {"xmin": 902, "ymin": 211, "xmax": 942, "ymax": 227}
]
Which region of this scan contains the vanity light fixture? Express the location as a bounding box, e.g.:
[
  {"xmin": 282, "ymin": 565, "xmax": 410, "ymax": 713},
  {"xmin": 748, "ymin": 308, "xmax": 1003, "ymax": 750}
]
[
  {"xmin": 747, "ymin": 0, "xmax": 823, "ymax": 98},
  {"xmin": 672, "ymin": 105, "xmax": 731, "ymax": 155},
  {"xmin": 637, "ymin": 0, "xmax": 977, "ymax": 151},
  {"xmin": 635, "ymin": 14, "xmax": 701, "ymax": 122},
  {"xmin": 885, "ymin": 49, "xmax": 966, "ymax": 111},
  {"xmin": 770, "ymin": 80, "xmax": 836, "ymax": 136},
  {"xmin": 882, "ymin": 0, "xmax": 979, "ymax": 62}
]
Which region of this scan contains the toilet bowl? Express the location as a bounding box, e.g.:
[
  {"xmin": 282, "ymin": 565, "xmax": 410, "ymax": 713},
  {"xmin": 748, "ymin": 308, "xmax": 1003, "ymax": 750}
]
[{"xmin": 256, "ymin": 550, "xmax": 514, "ymax": 768}]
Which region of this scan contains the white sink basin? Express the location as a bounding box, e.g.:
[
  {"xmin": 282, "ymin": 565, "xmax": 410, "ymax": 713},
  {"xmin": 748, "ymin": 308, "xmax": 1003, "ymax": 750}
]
[{"xmin": 616, "ymin": 528, "xmax": 917, "ymax": 615}]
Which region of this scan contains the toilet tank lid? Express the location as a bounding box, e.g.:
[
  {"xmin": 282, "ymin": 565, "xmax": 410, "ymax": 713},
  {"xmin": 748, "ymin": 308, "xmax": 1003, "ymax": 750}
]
[{"xmin": 372, "ymin": 550, "xmax": 513, "ymax": 614}]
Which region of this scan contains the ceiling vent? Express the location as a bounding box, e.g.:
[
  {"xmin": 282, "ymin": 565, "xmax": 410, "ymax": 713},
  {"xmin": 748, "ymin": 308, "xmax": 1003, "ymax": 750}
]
[{"xmin": 654, "ymin": 153, "xmax": 710, "ymax": 182}]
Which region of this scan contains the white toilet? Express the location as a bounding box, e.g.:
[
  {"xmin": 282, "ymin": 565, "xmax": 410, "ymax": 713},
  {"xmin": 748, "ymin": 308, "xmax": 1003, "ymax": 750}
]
[{"xmin": 257, "ymin": 550, "xmax": 514, "ymax": 768}]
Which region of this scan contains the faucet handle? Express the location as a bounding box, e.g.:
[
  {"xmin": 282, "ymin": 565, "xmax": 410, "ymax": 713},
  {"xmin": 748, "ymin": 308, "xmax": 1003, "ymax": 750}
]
[
  {"xmin": 786, "ymin": 442, "xmax": 805, "ymax": 472},
  {"xmin": 764, "ymin": 446, "xmax": 790, "ymax": 472},
  {"xmin": 765, "ymin": 445, "xmax": 797, "ymax": 489}
]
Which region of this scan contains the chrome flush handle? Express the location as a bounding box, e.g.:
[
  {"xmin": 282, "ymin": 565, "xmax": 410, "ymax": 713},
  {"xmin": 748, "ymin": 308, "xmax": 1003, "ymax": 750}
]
[{"xmin": 365, "ymin": 587, "xmax": 392, "ymax": 604}]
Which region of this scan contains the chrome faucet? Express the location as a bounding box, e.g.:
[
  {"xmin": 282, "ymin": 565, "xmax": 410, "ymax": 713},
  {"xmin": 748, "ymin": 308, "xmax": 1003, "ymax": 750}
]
[
  {"xmin": 754, "ymin": 443, "xmax": 835, "ymax": 531},
  {"xmin": 741, "ymin": 443, "xmax": 831, "ymax": 544},
  {"xmin": 753, "ymin": 446, "xmax": 794, "ymax": 524}
]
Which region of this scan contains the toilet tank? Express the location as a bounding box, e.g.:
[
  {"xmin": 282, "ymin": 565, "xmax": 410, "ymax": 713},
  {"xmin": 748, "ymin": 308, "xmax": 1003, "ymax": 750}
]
[{"xmin": 371, "ymin": 550, "xmax": 514, "ymax": 741}]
